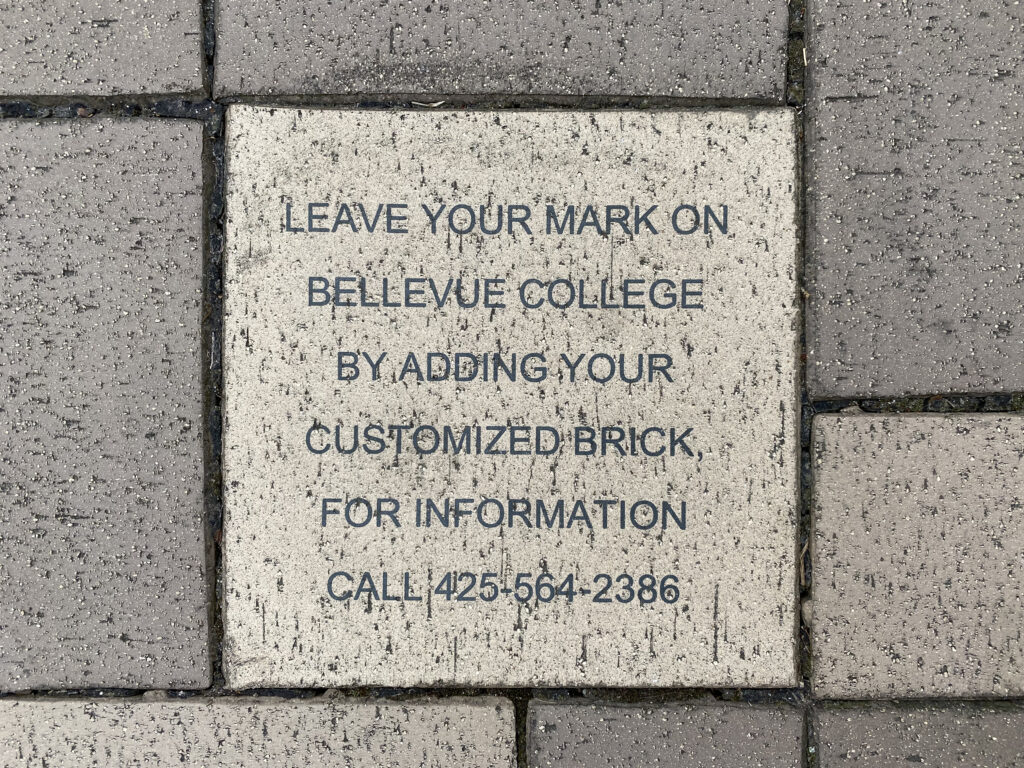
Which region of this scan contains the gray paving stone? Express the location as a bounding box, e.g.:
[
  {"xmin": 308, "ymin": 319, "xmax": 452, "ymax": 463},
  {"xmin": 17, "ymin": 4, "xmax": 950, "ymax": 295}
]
[
  {"xmin": 0, "ymin": 0, "xmax": 204, "ymax": 96},
  {"xmin": 0, "ymin": 697, "xmax": 515, "ymax": 767},
  {"xmin": 811, "ymin": 414, "xmax": 1024, "ymax": 698},
  {"xmin": 214, "ymin": 0, "xmax": 788, "ymax": 99},
  {"xmin": 0, "ymin": 119, "xmax": 208, "ymax": 690},
  {"xmin": 816, "ymin": 704, "xmax": 1024, "ymax": 767},
  {"xmin": 805, "ymin": 1, "xmax": 1024, "ymax": 397},
  {"xmin": 528, "ymin": 701, "xmax": 803, "ymax": 767},
  {"xmin": 222, "ymin": 107, "xmax": 799, "ymax": 688}
]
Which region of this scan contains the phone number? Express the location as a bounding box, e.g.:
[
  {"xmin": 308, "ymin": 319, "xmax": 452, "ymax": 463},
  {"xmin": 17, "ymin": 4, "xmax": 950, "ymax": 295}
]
[
  {"xmin": 325, "ymin": 569, "xmax": 684, "ymax": 605},
  {"xmin": 436, "ymin": 572, "xmax": 683, "ymax": 605}
]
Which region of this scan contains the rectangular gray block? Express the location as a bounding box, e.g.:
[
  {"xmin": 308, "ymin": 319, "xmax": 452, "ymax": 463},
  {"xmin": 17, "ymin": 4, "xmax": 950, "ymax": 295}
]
[
  {"xmin": 214, "ymin": 0, "xmax": 789, "ymax": 99},
  {"xmin": 0, "ymin": 0, "xmax": 204, "ymax": 96},
  {"xmin": 805, "ymin": 1, "xmax": 1024, "ymax": 397},
  {"xmin": 816, "ymin": 704, "xmax": 1024, "ymax": 767},
  {"xmin": 528, "ymin": 701, "xmax": 803, "ymax": 767},
  {"xmin": 0, "ymin": 697, "xmax": 515, "ymax": 767},
  {"xmin": 0, "ymin": 119, "xmax": 209, "ymax": 690},
  {"xmin": 811, "ymin": 414, "xmax": 1024, "ymax": 698}
]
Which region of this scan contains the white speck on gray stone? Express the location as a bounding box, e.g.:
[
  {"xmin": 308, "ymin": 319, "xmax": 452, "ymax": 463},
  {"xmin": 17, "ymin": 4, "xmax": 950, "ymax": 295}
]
[
  {"xmin": 805, "ymin": 1, "xmax": 1024, "ymax": 397},
  {"xmin": 812, "ymin": 414, "xmax": 1024, "ymax": 698},
  {"xmin": 0, "ymin": 0, "xmax": 204, "ymax": 96},
  {"xmin": 0, "ymin": 697, "xmax": 515, "ymax": 767},
  {"xmin": 214, "ymin": 0, "xmax": 789, "ymax": 100},
  {"xmin": 816, "ymin": 704, "xmax": 1024, "ymax": 767},
  {"xmin": 528, "ymin": 701, "xmax": 803, "ymax": 767},
  {"xmin": 0, "ymin": 119, "xmax": 209, "ymax": 691},
  {"xmin": 222, "ymin": 106, "xmax": 800, "ymax": 688}
]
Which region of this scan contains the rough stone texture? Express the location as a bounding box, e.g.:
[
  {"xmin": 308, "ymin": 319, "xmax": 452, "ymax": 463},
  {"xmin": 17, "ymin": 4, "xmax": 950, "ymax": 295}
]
[
  {"xmin": 214, "ymin": 1, "xmax": 788, "ymax": 100},
  {"xmin": 528, "ymin": 701, "xmax": 803, "ymax": 767},
  {"xmin": 222, "ymin": 107, "xmax": 799, "ymax": 688},
  {"xmin": 0, "ymin": 120, "xmax": 208, "ymax": 690},
  {"xmin": 812, "ymin": 414, "xmax": 1024, "ymax": 698},
  {"xmin": 816, "ymin": 704, "xmax": 1024, "ymax": 767},
  {"xmin": 805, "ymin": 1, "xmax": 1024, "ymax": 398},
  {"xmin": 0, "ymin": 0, "xmax": 204, "ymax": 96},
  {"xmin": 0, "ymin": 697, "xmax": 515, "ymax": 767}
]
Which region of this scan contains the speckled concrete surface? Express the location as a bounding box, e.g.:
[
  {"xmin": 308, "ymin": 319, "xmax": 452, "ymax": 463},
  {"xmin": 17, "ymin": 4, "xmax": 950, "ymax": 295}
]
[
  {"xmin": 528, "ymin": 701, "xmax": 802, "ymax": 767},
  {"xmin": 0, "ymin": 697, "xmax": 515, "ymax": 767},
  {"xmin": 222, "ymin": 107, "xmax": 799, "ymax": 688},
  {"xmin": 213, "ymin": 0, "xmax": 789, "ymax": 100},
  {"xmin": 816, "ymin": 704, "xmax": 1024, "ymax": 767},
  {"xmin": 0, "ymin": 0, "xmax": 204, "ymax": 96},
  {"xmin": 0, "ymin": 120, "xmax": 209, "ymax": 690},
  {"xmin": 812, "ymin": 414, "xmax": 1024, "ymax": 698},
  {"xmin": 804, "ymin": 1, "xmax": 1024, "ymax": 398}
]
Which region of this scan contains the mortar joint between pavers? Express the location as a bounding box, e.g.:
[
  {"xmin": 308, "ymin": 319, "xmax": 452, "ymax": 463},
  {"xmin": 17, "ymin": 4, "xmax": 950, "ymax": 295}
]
[
  {"xmin": 809, "ymin": 394, "xmax": 1024, "ymax": 415},
  {"xmin": 202, "ymin": 98, "xmax": 228, "ymax": 693}
]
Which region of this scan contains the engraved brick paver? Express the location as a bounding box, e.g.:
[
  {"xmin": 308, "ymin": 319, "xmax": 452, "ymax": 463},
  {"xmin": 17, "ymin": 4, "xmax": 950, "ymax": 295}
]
[
  {"xmin": 0, "ymin": 119, "xmax": 208, "ymax": 690},
  {"xmin": 528, "ymin": 701, "xmax": 803, "ymax": 767},
  {"xmin": 214, "ymin": 0, "xmax": 789, "ymax": 100},
  {"xmin": 816, "ymin": 704, "xmax": 1024, "ymax": 767},
  {"xmin": 805, "ymin": 1, "xmax": 1024, "ymax": 397},
  {"xmin": 812, "ymin": 414, "xmax": 1024, "ymax": 698},
  {"xmin": 222, "ymin": 106, "xmax": 799, "ymax": 689},
  {"xmin": 0, "ymin": 0, "xmax": 203, "ymax": 96},
  {"xmin": 0, "ymin": 698, "xmax": 515, "ymax": 767}
]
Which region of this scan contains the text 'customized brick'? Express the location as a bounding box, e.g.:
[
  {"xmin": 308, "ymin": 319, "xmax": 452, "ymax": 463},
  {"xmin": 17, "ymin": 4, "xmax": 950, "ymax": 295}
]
[{"xmin": 222, "ymin": 107, "xmax": 799, "ymax": 688}]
